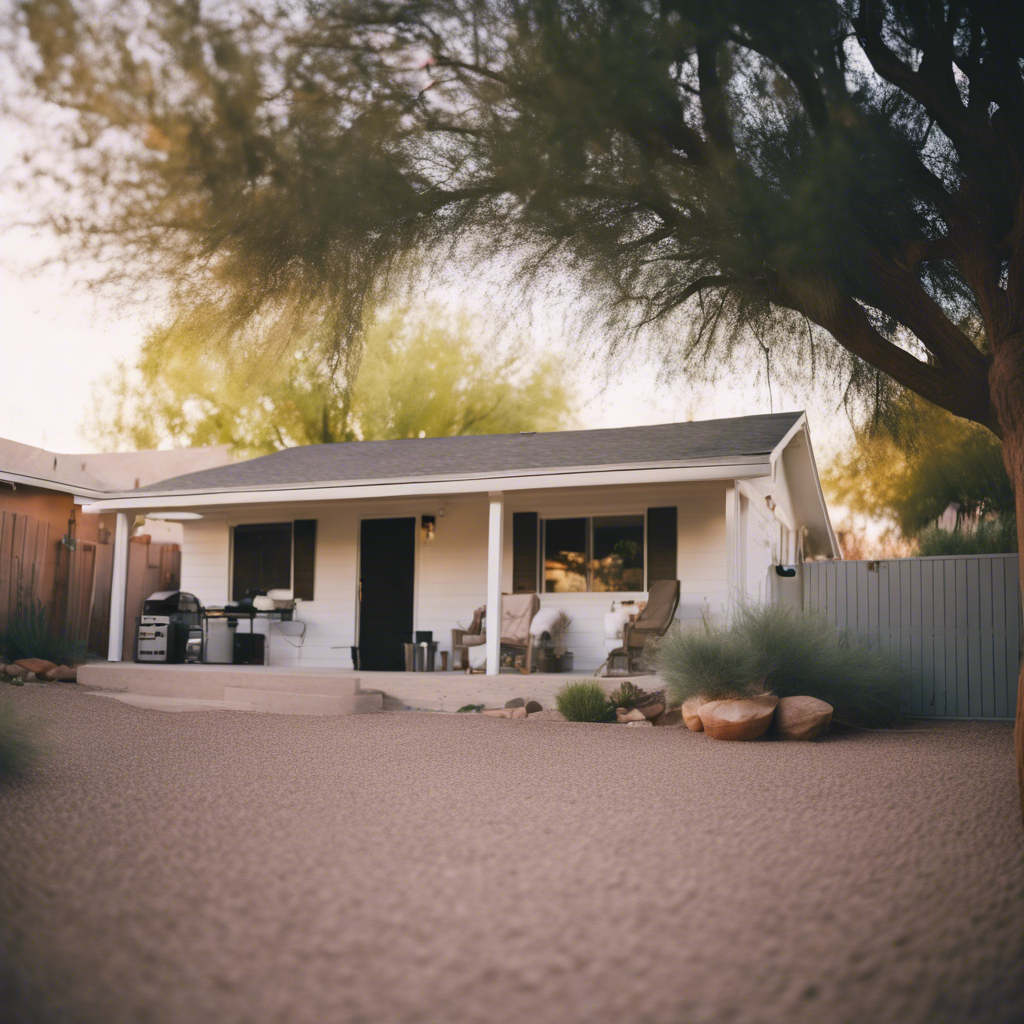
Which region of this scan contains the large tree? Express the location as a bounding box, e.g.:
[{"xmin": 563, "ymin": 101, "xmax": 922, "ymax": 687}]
[
  {"xmin": 87, "ymin": 307, "xmax": 575, "ymax": 455},
  {"xmin": 7, "ymin": 2, "xmax": 1024, "ymax": 815}
]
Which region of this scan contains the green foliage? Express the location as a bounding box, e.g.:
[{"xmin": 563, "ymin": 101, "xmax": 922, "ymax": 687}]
[
  {"xmin": 554, "ymin": 681, "xmax": 614, "ymax": 723},
  {"xmin": 456, "ymin": 704, "xmax": 485, "ymax": 713},
  {"xmin": 605, "ymin": 681, "xmax": 665, "ymax": 712},
  {"xmin": 656, "ymin": 605, "xmax": 903, "ymax": 728},
  {"xmin": 824, "ymin": 393, "xmax": 1013, "ymax": 538},
  {"xmin": 0, "ymin": 595, "xmax": 87, "ymax": 667},
  {"xmin": 655, "ymin": 614, "xmax": 763, "ymax": 707},
  {"xmin": 0, "ymin": 693, "xmax": 39, "ymax": 782},
  {"xmin": 916, "ymin": 517, "xmax": 1018, "ymax": 556},
  {"xmin": 87, "ymin": 306, "xmax": 575, "ymax": 456},
  {"xmin": 10, "ymin": 1, "xmax": 1019, "ymax": 436},
  {"xmin": 734, "ymin": 604, "xmax": 903, "ymax": 728}
]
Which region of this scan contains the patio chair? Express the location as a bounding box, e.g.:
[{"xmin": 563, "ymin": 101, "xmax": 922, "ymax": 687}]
[
  {"xmin": 595, "ymin": 579, "xmax": 680, "ymax": 676},
  {"xmin": 455, "ymin": 593, "xmax": 541, "ymax": 673}
]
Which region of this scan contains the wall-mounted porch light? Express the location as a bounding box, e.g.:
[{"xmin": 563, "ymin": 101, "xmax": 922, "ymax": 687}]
[{"xmin": 421, "ymin": 514, "xmax": 436, "ymax": 543}]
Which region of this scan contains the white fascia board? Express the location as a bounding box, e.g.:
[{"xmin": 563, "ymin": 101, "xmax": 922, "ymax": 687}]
[
  {"xmin": 737, "ymin": 478, "xmax": 794, "ymax": 531},
  {"xmin": 1, "ymin": 470, "xmax": 108, "ymax": 500},
  {"xmin": 770, "ymin": 415, "xmax": 840, "ymax": 559},
  {"xmin": 79, "ymin": 460, "xmax": 771, "ymax": 515}
]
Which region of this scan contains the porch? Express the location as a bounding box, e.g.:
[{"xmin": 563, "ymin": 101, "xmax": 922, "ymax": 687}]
[{"xmin": 78, "ymin": 660, "xmax": 658, "ymax": 713}]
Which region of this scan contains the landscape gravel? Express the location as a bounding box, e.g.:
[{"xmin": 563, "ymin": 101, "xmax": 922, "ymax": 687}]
[{"xmin": 1, "ymin": 684, "xmax": 1022, "ymax": 1024}]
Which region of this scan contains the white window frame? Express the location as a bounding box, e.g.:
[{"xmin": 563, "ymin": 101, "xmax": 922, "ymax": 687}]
[{"xmin": 539, "ymin": 512, "xmax": 648, "ymax": 594}]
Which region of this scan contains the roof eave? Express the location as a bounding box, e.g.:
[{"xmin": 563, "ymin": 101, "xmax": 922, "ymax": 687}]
[{"xmin": 79, "ymin": 457, "xmax": 773, "ymax": 514}]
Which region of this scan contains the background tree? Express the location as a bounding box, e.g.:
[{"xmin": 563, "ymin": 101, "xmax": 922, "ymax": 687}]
[
  {"xmin": 88, "ymin": 308, "xmax": 575, "ymax": 455},
  {"xmin": 8, "ymin": 3, "xmax": 1024, "ymax": 810},
  {"xmin": 824, "ymin": 391, "xmax": 1015, "ymax": 540}
]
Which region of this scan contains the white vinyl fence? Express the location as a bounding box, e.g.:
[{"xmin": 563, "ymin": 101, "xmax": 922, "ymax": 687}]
[{"xmin": 804, "ymin": 555, "xmax": 1020, "ymax": 720}]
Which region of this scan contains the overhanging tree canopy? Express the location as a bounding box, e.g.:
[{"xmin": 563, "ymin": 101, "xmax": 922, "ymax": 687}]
[{"xmin": 7, "ymin": 2, "xmax": 1024, "ymax": 811}]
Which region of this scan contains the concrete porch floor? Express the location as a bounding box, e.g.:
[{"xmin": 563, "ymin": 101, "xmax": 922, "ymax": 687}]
[{"xmin": 77, "ymin": 661, "xmax": 662, "ymax": 714}]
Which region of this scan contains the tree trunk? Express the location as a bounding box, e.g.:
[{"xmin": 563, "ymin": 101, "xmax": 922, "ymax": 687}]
[{"xmin": 989, "ymin": 340, "xmax": 1024, "ymax": 825}]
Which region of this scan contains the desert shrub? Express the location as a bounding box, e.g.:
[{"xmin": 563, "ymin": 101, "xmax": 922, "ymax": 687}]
[
  {"xmin": 916, "ymin": 516, "xmax": 1017, "ymax": 555},
  {"xmin": 606, "ymin": 681, "xmax": 665, "ymax": 712},
  {"xmin": 654, "ymin": 614, "xmax": 763, "ymax": 707},
  {"xmin": 0, "ymin": 692, "xmax": 39, "ymax": 782},
  {"xmin": 656, "ymin": 606, "xmax": 903, "ymax": 728},
  {"xmin": 0, "ymin": 594, "xmax": 87, "ymax": 666},
  {"xmin": 555, "ymin": 681, "xmax": 614, "ymax": 722},
  {"xmin": 735, "ymin": 603, "xmax": 903, "ymax": 727}
]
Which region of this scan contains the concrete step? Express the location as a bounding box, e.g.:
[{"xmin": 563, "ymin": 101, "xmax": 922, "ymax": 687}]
[{"xmin": 223, "ymin": 687, "xmax": 383, "ymax": 716}]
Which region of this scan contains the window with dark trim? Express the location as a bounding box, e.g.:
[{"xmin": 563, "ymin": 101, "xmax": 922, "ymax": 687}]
[
  {"xmin": 542, "ymin": 515, "xmax": 645, "ymax": 593},
  {"xmin": 232, "ymin": 520, "xmax": 317, "ymax": 601}
]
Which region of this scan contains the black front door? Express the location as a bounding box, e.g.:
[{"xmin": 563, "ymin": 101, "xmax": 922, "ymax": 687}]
[{"xmin": 358, "ymin": 517, "xmax": 415, "ymax": 671}]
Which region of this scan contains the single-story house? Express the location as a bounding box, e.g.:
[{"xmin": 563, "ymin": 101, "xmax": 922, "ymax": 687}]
[
  {"xmin": 0, "ymin": 438, "xmax": 233, "ymax": 654},
  {"xmin": 79, "ymin": 412, "xmax": 838, "ymax": 676}
]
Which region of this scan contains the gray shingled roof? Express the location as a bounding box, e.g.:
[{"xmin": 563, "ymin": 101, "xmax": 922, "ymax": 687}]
[{"xmin": 135, "ymin": 412, "xmax": 802, "ymax": 495}]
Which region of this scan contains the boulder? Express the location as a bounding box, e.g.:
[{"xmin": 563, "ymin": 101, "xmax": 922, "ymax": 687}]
[
  {"xmin": 698, "ymin": 695, "xmax": 778, "ymax": 741},
  {"xmin": 481, "ymin": 708, "xmax": 514, "ymax": 719},
  {"xmin": 615, "ymin": 707, "xmax": 647, "ymax": 723},
  {"xmin": 510, "ymin": 706, "xmax": 528, "ymax": 719},
  {"xmin": 504, "ymin": 697, "xmax": 526, "ymax": 709},
  {"xmin": 681, "ymin": 698, "xmax": 705, "ymax": 732},
  {"xmin": 625, "ymin": 719, "xmax": 654, "ymax": 728},
  {"xmin": 772, "ymin": 696, "xmax": 833, "ymax": 740},
  {"xmin": 524, "ymin": 699, "xmax": 543, "ymax": 714},
  {"xmin": 526, "ymin": 710, "xmax": 567, "ymax": 722},
  {"xmin": 14, "ymin": 658, "xmax": 57, "ymax": 676},
  {"xmin": 651, "ymin": 707, "xmax": 685, "ymax": 728},
  {"xmin": 44, "ymin": 665, "xmax": 78, "ymax": 682},
  {"xmin": 640, "ymin": 702, "xmax": 665, "ymax": 720}
]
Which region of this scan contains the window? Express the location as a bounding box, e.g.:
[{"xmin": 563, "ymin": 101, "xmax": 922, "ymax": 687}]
[
  {"xmin": 232, "ymin": 520, "xmax": 317, "ymax": 601},
  {"xmin": 542, "ymin": 515, "xmax": 645, "ymax": 593},
  {"xmin": 232, "ymin": 523, "xmax": 292, "ymax": 601}
]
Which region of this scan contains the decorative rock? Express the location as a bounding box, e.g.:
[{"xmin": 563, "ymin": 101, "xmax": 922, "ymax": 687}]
[
  {"xmin": 510, "ymin": 706, "xmax": 528, "ymax": 719},
  {"xmin": 481, "ymin": 708, "xmax": 514, "ymax": 718},
  {"xmin": 681, "ymin": 698, "xmax": 705, "ymax": 732},
  {"xmin": 625, "ymin": 719, "xmax": 654, "ymax": 728},
  {"xmin": 615, "ymin": 707, "xmax": 647, "ymax": 723},
  {"xmin": 698, "ymin": 695, "xmax": 778, "ymax": 741},
  {"xmin": 524, "ymin": 699, "xmax": 543, "ymax": 714},
  {"xmin": 526, "ymin": 710, "xmax": 567, "ymax": 722},
  {"xmin": 772, "ymin": 696, "xmax": 833, "ymax": 740},
  {"xmin": 640, "ymin": 702, "xmax": 665, "ymax": 720},
  {"xmin": 651, "ymin": 707, "xmax": 685, "ymax": 728},
  {"xmin": 504, "ymin": 697, "xmax": 526, "ymax": 708},
  {"xmin": 44, "ymin": 665, "xmax": 78, "ymax": 682},
  {"xmin": 14, "ymin": 658, "xmax": 57, "ymax": 676}
]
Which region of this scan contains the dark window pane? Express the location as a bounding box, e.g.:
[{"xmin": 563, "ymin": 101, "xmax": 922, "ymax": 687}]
[
  {"xmin": 544, "ymin": 518, "xmax": 587, "ymax": 593},
  {"xmin": 232, "ymin": 523, "xmax": 292, "ymax": 600},
  {"xmin": 592, "ymin": 515, "xmax": 645, "ymax": 592}
]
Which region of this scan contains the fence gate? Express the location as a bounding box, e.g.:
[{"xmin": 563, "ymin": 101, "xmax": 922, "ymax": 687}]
[{"xmin": 804, "ymin": 556, "xmax": 1020, "ymax": 720}]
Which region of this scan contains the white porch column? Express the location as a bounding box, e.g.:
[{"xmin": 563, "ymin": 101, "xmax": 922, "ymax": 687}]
[
  {"xmin": 485, "ymin": 491, "xmax": 504, "ymax": 676},
  {"xmin": 724, "ymin": 483, "xmax": 741, "ymax": 619},
  {"xmin": 106, "ymin": 512, "xmax": 130, "ymax": 662}
]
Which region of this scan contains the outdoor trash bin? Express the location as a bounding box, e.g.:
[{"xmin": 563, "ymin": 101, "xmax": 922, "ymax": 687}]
[{"xmin": 403, "ymin": 641, "xmax": 438, "ymax": 671}]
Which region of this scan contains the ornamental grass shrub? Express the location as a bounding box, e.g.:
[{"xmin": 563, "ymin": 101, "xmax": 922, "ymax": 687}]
[
  {"xmin": 0, "ymin": 691, "xmax": 39, "ymax": 782},
  {"xmin": 555, "ymin": 680, "xmax": 614, "ymax": 722},
  {"xmin": 655, "ymin": 605, "xmax": 903, "ymax": 728},
  {"xmin": 0, "ymin": 593, "xmax": 87, "ymax": 666},
  {"xmin": 916, "ymin": 515, "xmax": 1017, "ymax": 555}
]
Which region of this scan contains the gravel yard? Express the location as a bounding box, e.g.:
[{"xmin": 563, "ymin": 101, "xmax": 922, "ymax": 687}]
[{"xmin": 1, "ymin": 684, "xmax": 1022, "ymax": 1024}]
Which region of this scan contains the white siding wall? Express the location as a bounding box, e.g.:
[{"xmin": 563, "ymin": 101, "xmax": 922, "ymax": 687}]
[
  {"xmin": 177, "ymin": 482, "xmax": 730, "ymax": 671},
  {"xmin": 740, "ymin": 492, "xmax": 778, "ymax": 605}
]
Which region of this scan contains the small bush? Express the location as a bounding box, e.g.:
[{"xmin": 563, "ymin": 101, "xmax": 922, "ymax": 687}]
[
  {"xmin": 555, "ymin": 681, "xmax": 614, "ymax": 722},
  {"xmin": 734, "ymin": 603, "xmax": 902, "ymax": 727},
  {"xmin": 916, "ymin": 515, "xmax": 1017, "ymax": 556},
  {"xmin": 0, "ymin": 594, "xmax": 87, "ymax": 666},
  {"xmin": 654, "ymin": 613, "xmax": 763, "ymax": 707},
  {"xmin": 606, "ymin": 680, "xmax": 665, "ymax": 712},
  {"xmin": 0, "ymin": 692, "xmax": 39, "ymax": 782},
  {"xmin": 656, "ymin": 605, "xmax": 903, "ymax": 728}
]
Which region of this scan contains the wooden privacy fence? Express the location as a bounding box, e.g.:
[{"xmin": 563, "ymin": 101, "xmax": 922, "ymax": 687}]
[
  {"xmin": 804, "ymin": 556, "xmax": 1020, "ymax": 720},
  {"xmin": 0, "ymin": 510, "xmax": 51, "ymax": 626}
]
